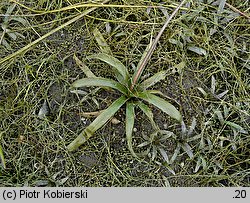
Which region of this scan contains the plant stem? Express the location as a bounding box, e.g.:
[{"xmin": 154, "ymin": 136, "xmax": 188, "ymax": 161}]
[{"xmin": 130, "ymin": 0, "xmax": 186, "ymax": 90}]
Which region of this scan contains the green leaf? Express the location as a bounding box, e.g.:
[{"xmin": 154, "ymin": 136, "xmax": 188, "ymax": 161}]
[
  {"xmin": 162, "ymin": 175, "xmax": 171, "ymax": 187},
  {"xmin": 137, "ymin": 91, "xmax": 182, "ymax": 121},
  {"xmin": 170, "ymin": 143, "xmax": 181, "ymax": 164},
  {"xmin": 126, "ymin": 102, "xmax": 138, "ymax": 158},
  {"xmin": 87, "ymin": 53, "xmax": 129, "ymax": 84},
  {"xmin": 152, "ymin": 145, "xmax": 157, "ymax": 160},
  {"xmin": 1, "ymin": 38, "xmax": 12, "ymax": 50},
  {"xmin": 56, "ymin": 176, "xmax": 69, "ymax": 186},
  {"xmin": 4, "ymin": 4, "xmax": 16, "ymax": 24},
  {"xmin": 158, "ymin": 130, "xmax": 175, "ymax": 141},
  {"xmin": 181, "ymin": 120, "xmax": 187, "ymax": 135},
  {"xmin": 225, "ymin": 121, "xmax": 248, "ymax": 134},
  {"xmin": 214, "ymin": 110, "xmax": 224, "ymax": 125},
  {"xmin": 14, "ymin": 32, "xmax": 25, "ymax": 39},
  {"xmin": 72, "ymin": 77, "xmax": 127, "ymax": 95},
  {"xmin": 194, "ymin": 157, "xmax": 201, "ymax": 173},
  {"xmin": 187, "ymin": 46, "xmax": 207, "ymax": 56},
  {"xmin": 216, "ymin": 90, "xmax": 228, "ymax": 99},
  {"xmin": 181, "ymin": 143, "xmax": 194, "ymax": 159},
  {"xmin": 136, "ymin": 101, "xmax": 158, "ymax": 130},
  {"xmin": 163, "ymin": 162, "xmax": 176, "ymax": 175},
  {"xmin": 73, "ymin": 54, "xmax": 96, "ymax": 78},
  {"xmin": 186, "ymin": 134, "xmax": 201, "ymax": 142},
  {"xmin": 218, "ymin": 0, "xmax": 226, "ymax": 14},
  {"xmin": 158, "ymin": 147, "xmax": 169, "ymax": 163},
  {"xmin": 147, "ymin": 90, "xmax": 180, "ymax": 106},
  {"xmin": 188, "ymin": 117, "xmax": 197, "ymax": 136},
  {"xmin": 93, "ymin": 28, "xmax": 112, "ymax": 55},
  {"xmin": 201, "ymin": 156, "xmax": 207, "ymax": 170},
  {"xmin": 211, "ymin": 75, "xmax": 216, "ymax": 94},
  {"xmin": 138, "ymin": 141, "xmax": 150, "ymax": 148},
  {"xmin": 67, "ymin": 96, "xmax": 128, "ymax": 151},
  {"xmin": 11, "ymin": 17, "xmax": 28, "ymax": 26},
  {"xmin": 197, "ymin": 87, "xmax": 208, "ymax": 97},
  {"xmin": 140, "ymin": 70, "xmax": 168, "ymax": 89},
  {"xmin": 7, "ymin": 32, "xmax": 17, "ymax": 40}
]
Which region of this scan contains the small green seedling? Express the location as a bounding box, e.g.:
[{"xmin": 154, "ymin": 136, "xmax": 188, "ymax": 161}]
[{"xmin": 67, "ymin": 1, "xmax": 186, "ymax": 156}]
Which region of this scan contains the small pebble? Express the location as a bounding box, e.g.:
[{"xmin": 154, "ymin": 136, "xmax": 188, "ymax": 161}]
[
  {"xmin": 111, "ymin": 117, "xmax": 121, "ymax": 124},
  {"xmin": 18, "ymin": 135, "xmax": 25, "ymax": 143},
  {"xmin": 81, "ymin": 117, "xmax": 87, "ymax": 125}
]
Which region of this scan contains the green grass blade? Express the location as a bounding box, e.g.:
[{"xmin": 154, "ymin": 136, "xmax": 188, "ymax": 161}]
[
  {"xmin": 72, "ymin": 77, "xmax": 127, "ymax": 95},
  {"xmin": 126, "ymin": 102, "xmax": 138, "ymax": 158},
  {"xmin": 136, "ymin": 101, "xmax": 158, "ymax": 130},
  {"xmin": 73, "ymin": 54, "xmax": 96, "ymax": 78},
  {"xmin": 87, "ymin": 53, "xmax": 129, "ymax": 83},
  {"xmin": 137, "ymin": 91, "xmax": 182, "ymax": 121},
  {"xmin": 67, "ymin": 95, "xmax": 128, "ymax": 151},
  {"xmin": 93, "ymin": 28, "xmax": 112, "ymax": 55},
  {"xmin": 140, "ymin": 70, "xmax": 168, "ymax": 89}
]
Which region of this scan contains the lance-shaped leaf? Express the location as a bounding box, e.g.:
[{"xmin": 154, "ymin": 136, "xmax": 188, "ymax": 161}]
[
  {"xmin": 137, "ymin": 91, "xmax": 182, "ymax": 121},
  {"xmin": 136, "ymin": 101, "xmax": 158, "ymax": 130},
  {"xmin": 87, "ymin": 53, "xmax": 129, "ymax": 84},
  {"xmin": 181, "ymin": 143, "xmax": 194, "ymax": 159},
  {"xmin": 11, "ymin": 17, "xmax": 28, "ymax": 26},
  {"xmin": 158, "ymin": 147, "xmax": 169, "ymax": 163},
  {"xmin": 67, "ymin": 96, "xmax": 128, "ymax": 151},
  {"xmin": 194, "ymin": 157, "xmax": 202, "ymax": 173},
  {"xmin": 140, "ymin": 70, "xmax": 168, "ymax": 89},
  {"xmin": 225, "ymin": 121, "xmax": 248, "ymax": 134},
  {"xmin": 73, "ymin": 54, "xmax": 96, "ymax": 78},
  {"xmin": 170, "ymin": 143, "xmax": 181, "ymax": 164},
  {"xmin": 187, "ymin": 46, "xmax": 207, "ymax": 56},
  {"xmin": 163, "ymin": 163, "xmax": 176, "ymax": 175},
  {"xmin": 72, "ymin": 77, "xmax": 127, "ymax": 95},
  {"xmin": 93, "ymin": 28, "xmax": 112, "ymax": 55},
  {"xmin": 126, "ymin": 102, "xmax": 138, "ymax": 158}
]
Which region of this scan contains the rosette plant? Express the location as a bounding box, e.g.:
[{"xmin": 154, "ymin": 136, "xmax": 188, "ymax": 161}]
[{"xmin": 67, "ymin": 1, "xmax": 185, "ymax": 156}]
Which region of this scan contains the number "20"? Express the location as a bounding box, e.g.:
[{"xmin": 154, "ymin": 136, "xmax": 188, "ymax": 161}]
[{"xmin": 234, "ymin": 190, "xmax": 246, "ymax": 198}]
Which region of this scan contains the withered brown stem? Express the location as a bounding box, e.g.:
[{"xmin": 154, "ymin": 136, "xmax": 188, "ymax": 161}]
[{"xmin": 130, "ymin": 0, "xmax": 186, "ymax": 90}]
